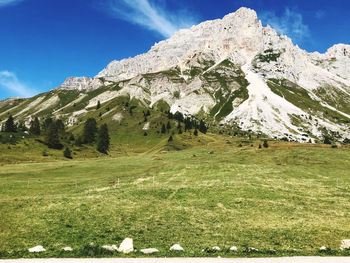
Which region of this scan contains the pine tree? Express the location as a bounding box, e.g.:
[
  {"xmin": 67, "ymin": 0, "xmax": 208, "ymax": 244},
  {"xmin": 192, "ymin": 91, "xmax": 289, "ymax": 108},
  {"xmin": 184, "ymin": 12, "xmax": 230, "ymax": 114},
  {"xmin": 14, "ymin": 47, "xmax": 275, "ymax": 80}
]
[
  {"xmin": 166, "ymin": 121, "xmax": 171, "ymax": 130},
  {"xmin": 63, "ymin": 147, "xmax": 72, "ymax": 159},
  {"xmin": 56, "ymin": 119, "xmax": 65, "ymax": 132},
  {"xmin": 263, "ymin": 139, "xmax": 269, "ymax": 148},
  {"xmin": 45, "ymin": 123, "xmax": 62, "ymax": 149},
  {"xmin": 199, "ymin": 120, "xmax": 207, "ymax": 134},
  {"xmin": 97, "ymin": 124, "xmax": 110, "ymax": 154},
  {"xmin": 161, "ymin": 124, "xmax": 166, "ymax": 134},
  {"xmin": 194, "ymin": 129, "xmax": 198, "ymax": 136},
  {"xmin": 42, "ymin": 117, "xmax": 53, "ymax": 132},
  {"xmin": 4, "ymin": 115, "xmax": 17, "ymax": 132},
  {"xmin": 168, "ymin": 135, "xmax": 173, "ymax": 142},
  {"xmin": 96, "ymin": 100, "xmax": 101, "ymax": 110},
  {"xmin": 83, "ymin": 118, "xmax": 98, "ymax": 143},
  {"xmin": 29, "ymin": 117, "xmax": 41, "ymax": 135},
  {"xmin": 324, "ymin": 136, "xmax": 331, "ymax": 145}
]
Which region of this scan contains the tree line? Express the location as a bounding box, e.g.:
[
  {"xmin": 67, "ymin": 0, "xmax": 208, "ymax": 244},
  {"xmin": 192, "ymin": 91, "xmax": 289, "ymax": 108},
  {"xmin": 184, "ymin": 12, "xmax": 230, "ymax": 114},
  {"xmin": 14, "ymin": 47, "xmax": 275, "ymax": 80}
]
[{"xmin": 1, "ymin": 115, "xmax": 110, "ymax": 157}]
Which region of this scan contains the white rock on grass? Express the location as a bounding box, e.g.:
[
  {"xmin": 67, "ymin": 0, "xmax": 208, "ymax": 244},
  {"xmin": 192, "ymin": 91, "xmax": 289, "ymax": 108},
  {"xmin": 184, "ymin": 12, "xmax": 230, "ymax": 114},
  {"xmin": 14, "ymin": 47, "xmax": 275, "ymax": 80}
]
[
  {"xmin": 319, "ymin": 246, "xmax": 327, "ymax": 251},
  {"xmin": 212, "ymin": 246, "xmax": 221, "ymax": 251},
  {"xmin": 63, "ymin": 246, "xmax": 73, "ymax": 252},
  {"xmin": 140, "ymin": 248, "xmax": 159, "ymax": 254},
  {"xmin": 230, "ymin": 246, "xmax": 238, "ymax": 251},
  {"xmin": 102, "ymin": 245, "xmax": 118, "ymax": 251},
  {"xmin": 28, "ymin": 245, "xmax": 46, "ymax": 253},
  {"xmin": 340, "ymin": 239, "xmax": 350, "ymax": 250},
  {"xmin": 170, "ymin": 244, "xmax": 184, "ymax": 251},
  {"xmin": 118, "ymin": 238, "xmax": 134, "ymax": 253}
]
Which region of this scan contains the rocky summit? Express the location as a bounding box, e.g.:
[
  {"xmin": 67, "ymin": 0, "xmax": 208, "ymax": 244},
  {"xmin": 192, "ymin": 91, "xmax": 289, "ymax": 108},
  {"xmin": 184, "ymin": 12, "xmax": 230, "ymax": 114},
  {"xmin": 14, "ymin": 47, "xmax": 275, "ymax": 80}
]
[{"xmin": 1, "ymin": 7, "xmax": 349, "ymax": 142}]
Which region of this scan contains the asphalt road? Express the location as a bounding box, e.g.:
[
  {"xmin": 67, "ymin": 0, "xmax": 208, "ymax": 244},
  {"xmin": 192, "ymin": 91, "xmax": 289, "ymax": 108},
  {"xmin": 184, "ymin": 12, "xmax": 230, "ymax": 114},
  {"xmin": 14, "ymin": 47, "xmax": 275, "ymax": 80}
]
[{"xmin": 1, "ymin": 258, "xmax": 350, "ymax": 263}]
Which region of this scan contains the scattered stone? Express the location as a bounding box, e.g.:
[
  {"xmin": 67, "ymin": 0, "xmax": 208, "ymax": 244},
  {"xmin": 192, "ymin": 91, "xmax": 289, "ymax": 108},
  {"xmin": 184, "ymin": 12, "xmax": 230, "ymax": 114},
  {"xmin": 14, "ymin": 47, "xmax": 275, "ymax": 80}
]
[
  {"xmin": 118, "ymin": 238, "xmax": 134, "ymax": 253},
  {"xmin": 340, "ymin": 239, "xmax": 350, "ymax": 250},
  {"xmin": 230, "ymin": 246, "xmax": 238, "ymax": 252},
  {"xmin": 170, "ymin": 244, "xmax": 184, "ymax": 251},
  {"xmin": 319, "ymin": 246, "xmax": 327, "ymax": 251},
  {"xmin": 28, "ymin": 245, "xmax": 46, "ymax": 253},
  {"xmin": 212, "ymin": 246, "xmax": 221, "ymax": 251},
  {"xmin": 102, "ymin": 245, "xmax": 118, "ymax": 251},
  {"xmin": 140, "ymin": 248, "xmax": 159, "ymax": 254},
  {"xmin": 89, "ymin": 242, "xmax": 95, "ymax": 247},
  {"xmin": 63, "ymin": 247, "xmax": 73, "ymax": 252},
  {"xmin": 249, "ymin": 247, "xmax": 259, "ymax": 252}
]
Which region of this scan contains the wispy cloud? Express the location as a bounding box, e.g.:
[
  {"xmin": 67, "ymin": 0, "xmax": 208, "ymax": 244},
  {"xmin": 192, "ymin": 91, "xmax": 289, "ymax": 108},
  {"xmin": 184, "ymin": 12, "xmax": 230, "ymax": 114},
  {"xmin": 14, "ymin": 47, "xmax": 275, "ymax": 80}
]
[
  {"xmin": 260, "ymin": 8, "xmax": 310, "ymax": 44},
  {"xmin": 0, "ymin": 71, "xmax": 36, "ymax": 98},
  {"xmin": 105, "ymin": 0, "xmax": 197, "ymax": 38},
  {"xmin": 0, "ymin": 0, "xmax": 23, "ymax": 7}
]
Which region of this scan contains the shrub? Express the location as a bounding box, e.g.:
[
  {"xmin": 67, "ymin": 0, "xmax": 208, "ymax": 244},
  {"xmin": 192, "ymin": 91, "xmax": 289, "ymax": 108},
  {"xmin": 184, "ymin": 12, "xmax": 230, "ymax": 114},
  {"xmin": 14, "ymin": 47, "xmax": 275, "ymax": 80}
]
[
  {"xmin": 263, "ymin": 140, "xmax": 269, "ymax": 148},
  {"xmin": 324, "ymin": 136, "xmax": 332, "ymax": 145},
  {"xmin": 63, "ymin": 147, "xmax": 72, "ymax": 159}
]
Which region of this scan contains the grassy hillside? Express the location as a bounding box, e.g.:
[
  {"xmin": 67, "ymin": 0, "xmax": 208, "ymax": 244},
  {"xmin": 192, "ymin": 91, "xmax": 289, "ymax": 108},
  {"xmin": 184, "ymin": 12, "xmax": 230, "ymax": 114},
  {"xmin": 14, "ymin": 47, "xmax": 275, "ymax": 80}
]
[{"xmin": 0, "ymin": 138, "xmax": 350, "ymax": 258}]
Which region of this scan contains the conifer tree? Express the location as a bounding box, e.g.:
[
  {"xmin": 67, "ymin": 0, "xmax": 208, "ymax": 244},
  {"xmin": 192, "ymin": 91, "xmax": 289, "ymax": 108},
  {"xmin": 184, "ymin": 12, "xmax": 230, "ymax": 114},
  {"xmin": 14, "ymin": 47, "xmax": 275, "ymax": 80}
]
[
  {"xmin": 42, "ymin": 117, "xmax": 53, "ymax": 132},
  {"xmin": 161, "ymin": 124, "xmax": 166, "ymax": 134},
  {"xmin": 199, "ymin": 120, "xmax": 207, "ymax": 134},
  {"xmin": 45, "ymin": 123, "xmax": 62, "ymax": 149},
  {"xmin": 83, "ymin": 118, "xmax": 98, "ymax": 143},
  {"xmin": 56, "ymin": 119, "xmax": 65, "ymax": 133},
  {"xmin": 4, "ymin": 115, "xmax": 17, "ymax": 132},
  {"xmin": 166, "ymin": 121, "xmax": 171, "ymax": 130},
  {"xmin": 29, "ymin": 117, "xmax": 41, "ymax": 135},
  {"xmin": 63, "ymin": 147, "xmax": 72, "ymax": 159},
  {"xmin": 263, "ymin": 139, "xmax": 269, "ymax": 148},
  {"xmin": 168, "ymin": 135, "xmax": 173, "ymax": 142},
  {"xmin": 194, "ymin": 129, "xmax": 198, "ymax": 136},
  {"xmin": 324, "ymin": 136, "xmax": 331, "ymax": 145},
  {"xmin": 97, "ymin": 124, "xmax": 110, "ymax": 154},
  {"xmin": 96, "ymin": 100, "xmax": 101, "ymax": 109}
]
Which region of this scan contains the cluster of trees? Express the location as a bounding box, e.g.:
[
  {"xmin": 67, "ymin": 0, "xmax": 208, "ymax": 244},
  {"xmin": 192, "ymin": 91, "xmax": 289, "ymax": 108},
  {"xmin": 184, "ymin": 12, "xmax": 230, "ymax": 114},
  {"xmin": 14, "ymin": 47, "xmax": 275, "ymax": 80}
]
[
  {"xmin": 1, "ymin": 115, "xmax": 28, "ymax": 133},
  {"xmin": 77, "ymin": 117, "xmax": 110, "ymax": 154},
  {"xmin": 1, "ymin": 115, "xmax": 110, "ymax": 156},
  {"xmin": 167, "ymin": 111, "xmax": 208, "ymax": 135}
]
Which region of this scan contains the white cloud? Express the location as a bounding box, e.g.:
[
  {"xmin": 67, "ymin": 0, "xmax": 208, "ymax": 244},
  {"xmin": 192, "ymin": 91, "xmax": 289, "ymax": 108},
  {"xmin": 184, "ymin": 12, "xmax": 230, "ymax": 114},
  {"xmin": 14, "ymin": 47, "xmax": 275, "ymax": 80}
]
[
  {"xmin": 0, "ymin": 71, "xmax": 36, "ymax": 98},
  {"xmin": 260, "ymin": 8, "xmax": 310, "ymax": 44},
  {"xmin": 106, "ymin": 0, "xmax": 197, "ymax": 38},
  {"xmin": 0, "ymin": 0, "xmax": 23, "ymax": 7}
]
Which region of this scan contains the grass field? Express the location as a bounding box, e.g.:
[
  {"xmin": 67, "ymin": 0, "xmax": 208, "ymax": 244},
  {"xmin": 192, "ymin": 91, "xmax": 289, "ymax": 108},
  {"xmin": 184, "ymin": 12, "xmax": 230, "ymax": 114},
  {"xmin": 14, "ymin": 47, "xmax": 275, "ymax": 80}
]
[{"xmin": 0, "ymin": 135, "xmax": 350, "ymax": 258}]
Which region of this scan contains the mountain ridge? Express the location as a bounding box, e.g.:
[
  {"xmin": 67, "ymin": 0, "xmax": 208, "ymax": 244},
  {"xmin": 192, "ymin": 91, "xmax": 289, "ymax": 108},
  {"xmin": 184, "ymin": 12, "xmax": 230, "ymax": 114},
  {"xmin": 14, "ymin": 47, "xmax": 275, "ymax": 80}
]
[{"xmin": 1, "ymin": 7, "xmax": 349, "ymax": 143}]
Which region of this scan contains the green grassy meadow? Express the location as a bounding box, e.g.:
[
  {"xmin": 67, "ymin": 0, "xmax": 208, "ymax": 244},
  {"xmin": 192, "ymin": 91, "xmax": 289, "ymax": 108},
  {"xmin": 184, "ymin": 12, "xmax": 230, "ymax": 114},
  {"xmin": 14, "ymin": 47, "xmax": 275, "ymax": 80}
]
[{"xmin": 0, "ymin": 135, "xmax": 350, "ymax": 258}]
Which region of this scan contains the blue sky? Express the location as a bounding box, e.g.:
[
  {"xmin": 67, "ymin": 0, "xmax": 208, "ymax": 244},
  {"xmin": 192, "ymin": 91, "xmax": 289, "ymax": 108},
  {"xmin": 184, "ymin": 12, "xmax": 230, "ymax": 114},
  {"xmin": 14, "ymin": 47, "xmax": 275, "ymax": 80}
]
[{"xmin": 1, "ymin": 0, "xmax": 349, "ymax": 100}]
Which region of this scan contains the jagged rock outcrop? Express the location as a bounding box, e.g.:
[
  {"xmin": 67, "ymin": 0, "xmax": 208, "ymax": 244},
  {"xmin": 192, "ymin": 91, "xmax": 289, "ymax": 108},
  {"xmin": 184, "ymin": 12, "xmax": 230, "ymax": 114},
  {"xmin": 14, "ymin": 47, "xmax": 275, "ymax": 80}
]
[{"xmin": 57, "ymin": 77, "xmax": 103, "ymax": 91}]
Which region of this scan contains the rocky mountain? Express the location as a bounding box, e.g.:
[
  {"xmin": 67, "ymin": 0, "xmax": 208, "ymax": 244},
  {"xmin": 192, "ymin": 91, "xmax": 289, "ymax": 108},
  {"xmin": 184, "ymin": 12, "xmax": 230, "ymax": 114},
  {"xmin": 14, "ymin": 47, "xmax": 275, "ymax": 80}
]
[{"xmin": 1, "ymin": 7, "xmax": 349, "ymax": 143}]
